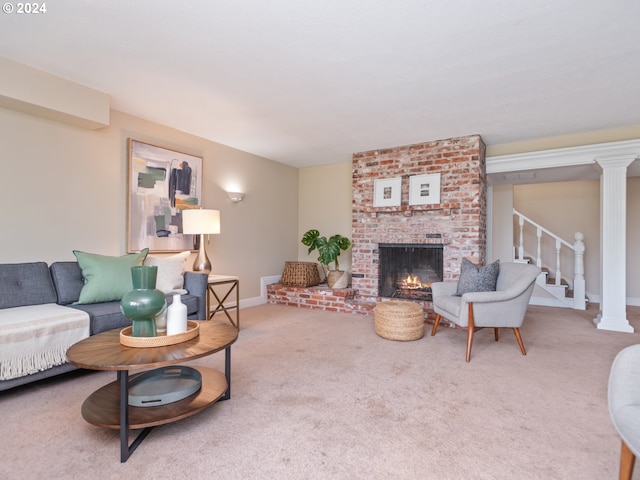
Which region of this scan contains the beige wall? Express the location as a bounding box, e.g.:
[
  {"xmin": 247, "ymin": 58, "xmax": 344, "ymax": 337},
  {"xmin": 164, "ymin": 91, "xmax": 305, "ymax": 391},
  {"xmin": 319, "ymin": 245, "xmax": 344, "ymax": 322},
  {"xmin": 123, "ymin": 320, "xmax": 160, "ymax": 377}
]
[
  {"xmin": 297, "ymin": 162, "xmax": 353, "ymax": 271},
  {"xmin": 626, "ymin": 177, "xmax": 640, "ymax": 301},
  {"xmin": 0, "ymin": 107, "xmax": 299, "ymax": 300},
  {"xmin": 490, "ymin": 184, "xmax": 515, "ymax": 263}
]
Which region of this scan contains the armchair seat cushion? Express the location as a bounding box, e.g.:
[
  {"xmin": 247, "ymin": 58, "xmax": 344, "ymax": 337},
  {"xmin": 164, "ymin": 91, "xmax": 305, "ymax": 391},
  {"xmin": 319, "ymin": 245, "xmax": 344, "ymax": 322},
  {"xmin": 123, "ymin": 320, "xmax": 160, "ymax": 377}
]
[{"xmin": 433, "ymin": 294, "xmax": 463, "ymax": 321}]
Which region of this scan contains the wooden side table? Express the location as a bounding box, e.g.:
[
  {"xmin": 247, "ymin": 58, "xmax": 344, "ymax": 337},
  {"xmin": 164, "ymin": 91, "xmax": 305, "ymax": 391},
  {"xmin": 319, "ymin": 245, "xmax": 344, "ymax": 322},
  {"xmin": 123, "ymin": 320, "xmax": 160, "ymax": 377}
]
[{"xmin": 207, "ymin": 274, "xmax": 240, "ymax": 330}]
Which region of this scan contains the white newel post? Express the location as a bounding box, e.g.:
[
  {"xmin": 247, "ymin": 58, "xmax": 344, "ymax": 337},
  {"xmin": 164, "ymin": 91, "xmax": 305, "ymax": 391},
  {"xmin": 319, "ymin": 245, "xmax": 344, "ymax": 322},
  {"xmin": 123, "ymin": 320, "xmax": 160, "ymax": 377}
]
[
  {"xmin": 593, "ymin": 155, "xmax": 635, "ymax": 332},
  {"xmin": 573, "ymin": 232, "xmax": 586, "ymax": 310},
  {"xmin": 518, "ymin": 216, "xmax": 524, "ymax": 261}
]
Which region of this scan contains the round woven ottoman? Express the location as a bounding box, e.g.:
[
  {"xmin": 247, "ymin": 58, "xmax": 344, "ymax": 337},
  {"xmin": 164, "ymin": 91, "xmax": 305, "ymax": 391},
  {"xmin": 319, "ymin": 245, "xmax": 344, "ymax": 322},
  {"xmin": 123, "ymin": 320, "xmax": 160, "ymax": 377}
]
[{"xmin": 374, "ymin": 300, "xmax": 425, "ymax": 341}]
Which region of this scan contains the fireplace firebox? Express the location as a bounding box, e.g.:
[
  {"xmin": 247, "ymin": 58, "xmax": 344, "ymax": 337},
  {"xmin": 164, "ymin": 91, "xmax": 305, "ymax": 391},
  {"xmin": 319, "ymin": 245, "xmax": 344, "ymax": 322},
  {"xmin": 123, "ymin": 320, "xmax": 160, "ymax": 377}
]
[{"xmin": 378, "ymin": 244, "xmax": 444, "ymax": 301}]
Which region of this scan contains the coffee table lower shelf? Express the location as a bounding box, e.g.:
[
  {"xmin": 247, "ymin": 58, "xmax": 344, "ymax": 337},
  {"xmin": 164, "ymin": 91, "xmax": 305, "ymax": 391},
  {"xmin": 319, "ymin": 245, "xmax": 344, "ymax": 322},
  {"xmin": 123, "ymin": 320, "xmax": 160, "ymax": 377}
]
[{"xmin": 81, "ymin": 367, "xmax": 226, "ymax": 429}]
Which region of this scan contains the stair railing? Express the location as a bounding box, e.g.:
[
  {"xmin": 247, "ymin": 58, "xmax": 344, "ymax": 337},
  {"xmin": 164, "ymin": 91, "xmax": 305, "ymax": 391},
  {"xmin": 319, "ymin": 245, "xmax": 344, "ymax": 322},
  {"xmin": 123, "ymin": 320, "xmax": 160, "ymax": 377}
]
[{"xmin": 513, "ymin": 209, "xmax": 586, "ymax": 310}]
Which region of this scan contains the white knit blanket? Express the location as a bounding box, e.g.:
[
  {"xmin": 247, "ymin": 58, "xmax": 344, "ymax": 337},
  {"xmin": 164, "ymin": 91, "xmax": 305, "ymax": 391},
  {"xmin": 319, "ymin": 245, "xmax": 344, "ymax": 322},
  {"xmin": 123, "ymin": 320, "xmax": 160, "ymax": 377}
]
[{"xmin": 0, "ymin": 304, "xmax": 90, "ymax": 380}]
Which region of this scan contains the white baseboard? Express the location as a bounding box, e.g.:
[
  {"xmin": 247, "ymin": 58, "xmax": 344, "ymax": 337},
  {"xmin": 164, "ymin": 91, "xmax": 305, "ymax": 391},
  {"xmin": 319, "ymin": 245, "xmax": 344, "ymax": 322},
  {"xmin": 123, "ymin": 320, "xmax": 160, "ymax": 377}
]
[
  {"xmin": 529, "ymin": 296, "xmax": 567, "ymax": 308},
  {"xmin": 626, "ymin": 297, "xmax": 640, "ymax": 306},
  {"xmin": 213, "ymin": 274, "xmax": 281, "ymax": 311},
  {"xmin": 531, "ymin": 293, "xmax": 640, "ymax": 307},
  {"xmin": 240, "ymin": 296, "xmax": 266, "ymax": 309},
  {"xmin": 575, "ymin": 294, "xmax": 640, "ymax": 306},
  {"xmin": 237, "ymin": 275, "xmax": 281, "ymax": 309}
]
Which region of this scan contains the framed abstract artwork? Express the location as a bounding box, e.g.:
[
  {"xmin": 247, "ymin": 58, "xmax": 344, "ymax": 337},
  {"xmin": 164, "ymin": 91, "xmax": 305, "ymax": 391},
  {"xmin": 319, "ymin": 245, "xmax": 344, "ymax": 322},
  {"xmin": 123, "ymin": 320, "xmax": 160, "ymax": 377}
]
[
  {"xmin": 127, "ymin": 139, "xmax": 203, "ymax": 253},
  {"xmin": 409, "ymin": 173, "xmax": 441, "ymax": 205},
  {"xmin": 373, "ymin": 177, "xmax": 402, "ymax": 207}
]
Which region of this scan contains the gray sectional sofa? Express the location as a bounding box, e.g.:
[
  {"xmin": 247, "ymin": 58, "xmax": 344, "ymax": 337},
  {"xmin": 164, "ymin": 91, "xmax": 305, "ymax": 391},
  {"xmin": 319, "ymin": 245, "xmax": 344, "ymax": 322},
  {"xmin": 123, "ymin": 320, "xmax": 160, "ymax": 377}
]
[{"xmin": 0, "ymin": 261, "xmax": 208, "ymax": 391}]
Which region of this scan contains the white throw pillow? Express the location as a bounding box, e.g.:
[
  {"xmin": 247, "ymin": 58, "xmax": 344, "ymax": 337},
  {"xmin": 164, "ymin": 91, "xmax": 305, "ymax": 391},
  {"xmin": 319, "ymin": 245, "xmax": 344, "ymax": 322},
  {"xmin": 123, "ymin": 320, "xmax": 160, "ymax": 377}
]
[{"xmin": 144, "ymin": 251, "xmax": 191, "ymax": 294}]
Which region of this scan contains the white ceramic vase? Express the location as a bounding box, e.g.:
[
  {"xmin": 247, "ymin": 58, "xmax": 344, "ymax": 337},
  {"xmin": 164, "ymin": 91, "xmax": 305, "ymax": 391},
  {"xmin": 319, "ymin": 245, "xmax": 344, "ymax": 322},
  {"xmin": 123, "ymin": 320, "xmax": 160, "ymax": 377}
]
[{"xmin": 166, "ymin": 294, "xmax": 188, "ymax": 335}]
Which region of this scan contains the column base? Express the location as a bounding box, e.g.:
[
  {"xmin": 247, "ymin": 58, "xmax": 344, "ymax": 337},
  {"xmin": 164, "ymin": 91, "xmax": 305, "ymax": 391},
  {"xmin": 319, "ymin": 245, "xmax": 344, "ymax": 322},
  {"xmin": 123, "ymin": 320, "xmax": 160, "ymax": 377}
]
[{"xmin": 593, "ymin": 313, "xmax": 634, "ymax": 333}]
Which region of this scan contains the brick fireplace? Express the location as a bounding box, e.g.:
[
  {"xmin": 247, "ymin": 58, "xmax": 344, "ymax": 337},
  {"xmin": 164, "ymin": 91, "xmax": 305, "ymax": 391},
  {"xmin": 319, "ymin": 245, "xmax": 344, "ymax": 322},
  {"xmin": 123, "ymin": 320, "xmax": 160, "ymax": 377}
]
[
  {"xmin": 351, "ymin": 134, "xmax": 487, "ymax": 298},
  {"xmin": 267, "ymin": 134, "xmax": 487, "ymax": 314}
]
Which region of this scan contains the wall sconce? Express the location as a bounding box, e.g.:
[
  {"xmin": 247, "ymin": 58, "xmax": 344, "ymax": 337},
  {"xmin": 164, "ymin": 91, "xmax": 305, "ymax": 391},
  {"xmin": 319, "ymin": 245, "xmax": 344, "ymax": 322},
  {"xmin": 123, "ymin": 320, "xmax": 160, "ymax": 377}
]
[
  {"xmin": 227, "ymin": 191, "xmax": 245, "ymax": 203},
  {"xmin": 182, "ymin": 209, "xmax": 221, "ymax": 273}
]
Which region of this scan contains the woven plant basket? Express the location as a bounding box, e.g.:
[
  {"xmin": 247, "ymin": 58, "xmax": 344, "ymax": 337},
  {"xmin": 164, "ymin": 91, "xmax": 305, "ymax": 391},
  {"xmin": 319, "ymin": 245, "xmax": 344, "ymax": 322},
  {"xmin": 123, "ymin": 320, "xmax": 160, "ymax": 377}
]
[
  {"xmin": 374, "ymin": 300, "xmax": 425, "ymax": 341},
  {"xmin": 281, "ymin": 261, "xmax": 321, "ymax": 287},
  {"xmin": 327, "ymin": 270, "xmax": 349, "ymax": 289}
]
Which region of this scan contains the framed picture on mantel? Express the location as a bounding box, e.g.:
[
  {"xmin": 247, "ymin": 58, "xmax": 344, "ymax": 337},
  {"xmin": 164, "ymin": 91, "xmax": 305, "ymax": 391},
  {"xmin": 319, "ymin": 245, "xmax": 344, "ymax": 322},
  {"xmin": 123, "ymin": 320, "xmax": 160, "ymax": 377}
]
[
  {"xmin": 373, "ymin": 177, "xmax": 402, "ymax": 207},
  {"xmin": 409, "ymin": 173, "xmax": 441, "ymax": 205},
  {"xmin": 127, "ymin": 139, "xmax": 203, "ymax": 253}
]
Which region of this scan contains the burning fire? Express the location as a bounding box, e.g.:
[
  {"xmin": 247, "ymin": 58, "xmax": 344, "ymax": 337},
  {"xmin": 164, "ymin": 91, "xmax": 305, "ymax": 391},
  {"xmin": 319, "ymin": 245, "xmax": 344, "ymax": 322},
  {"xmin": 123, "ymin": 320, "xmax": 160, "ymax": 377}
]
[{"xmin": 398, "ymin": 274, "xmax": 430, "ymax": 290}]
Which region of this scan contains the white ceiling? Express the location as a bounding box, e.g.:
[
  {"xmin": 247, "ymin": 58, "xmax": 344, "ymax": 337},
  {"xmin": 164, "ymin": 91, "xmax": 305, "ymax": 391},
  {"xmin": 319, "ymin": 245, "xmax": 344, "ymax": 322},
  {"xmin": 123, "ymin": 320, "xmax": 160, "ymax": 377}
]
[{"xmin": 2, "ymin": 0, "xmax": 640, "ymax": 169}]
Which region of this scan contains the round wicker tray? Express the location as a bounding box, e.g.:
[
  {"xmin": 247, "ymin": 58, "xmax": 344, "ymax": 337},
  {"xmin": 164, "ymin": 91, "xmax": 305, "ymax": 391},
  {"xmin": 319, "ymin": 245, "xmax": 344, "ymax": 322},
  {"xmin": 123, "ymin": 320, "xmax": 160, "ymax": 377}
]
[{"xmin": 120, "ymin": 320, "xmax": 200, "ymax": 348}]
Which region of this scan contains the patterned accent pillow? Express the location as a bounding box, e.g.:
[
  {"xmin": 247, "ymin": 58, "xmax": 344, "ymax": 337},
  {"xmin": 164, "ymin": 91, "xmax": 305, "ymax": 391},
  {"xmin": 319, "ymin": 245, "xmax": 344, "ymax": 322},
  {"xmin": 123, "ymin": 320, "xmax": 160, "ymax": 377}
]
[{"xmin": 455, "ymin": 258, "xmax": 500, "ymax": 296}]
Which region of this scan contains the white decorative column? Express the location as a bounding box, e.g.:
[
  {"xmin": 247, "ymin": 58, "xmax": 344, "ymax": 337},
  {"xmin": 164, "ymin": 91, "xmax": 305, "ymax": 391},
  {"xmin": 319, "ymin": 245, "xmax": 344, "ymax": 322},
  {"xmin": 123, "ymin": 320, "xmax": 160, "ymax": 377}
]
[{"xmin": 593, "ymin": 155, "xmax": 635, "ymax": 332}]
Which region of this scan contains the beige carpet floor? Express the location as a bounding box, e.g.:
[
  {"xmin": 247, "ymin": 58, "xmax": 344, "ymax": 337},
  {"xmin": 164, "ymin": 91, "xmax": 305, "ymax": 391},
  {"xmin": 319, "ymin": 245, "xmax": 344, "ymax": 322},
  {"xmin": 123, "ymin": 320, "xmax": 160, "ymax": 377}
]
[{"xmin": 1, "ymin": 303, "xmax": 640, "ymax": 480}]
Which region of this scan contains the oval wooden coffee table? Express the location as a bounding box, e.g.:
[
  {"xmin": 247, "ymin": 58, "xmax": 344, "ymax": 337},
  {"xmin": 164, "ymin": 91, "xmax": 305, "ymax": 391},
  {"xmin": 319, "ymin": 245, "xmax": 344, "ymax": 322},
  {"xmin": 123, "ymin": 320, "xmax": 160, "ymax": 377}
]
[{"xmin": 66, "ymin": 320, "xmax": 238, "ymax": 462}]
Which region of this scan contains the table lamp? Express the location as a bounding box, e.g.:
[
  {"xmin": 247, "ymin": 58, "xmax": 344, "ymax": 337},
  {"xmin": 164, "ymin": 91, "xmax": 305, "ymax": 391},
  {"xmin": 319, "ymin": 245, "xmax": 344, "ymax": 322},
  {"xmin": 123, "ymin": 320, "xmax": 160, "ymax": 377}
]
[{"xmin": 182, "ymin": 209, "xmax": 220, "ymax": 273}]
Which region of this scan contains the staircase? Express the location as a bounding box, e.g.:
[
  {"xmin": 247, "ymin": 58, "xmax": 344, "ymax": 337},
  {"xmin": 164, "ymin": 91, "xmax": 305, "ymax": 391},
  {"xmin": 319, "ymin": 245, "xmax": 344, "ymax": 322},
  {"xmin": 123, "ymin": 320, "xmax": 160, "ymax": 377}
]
[{"xmin": 513, "ymin": 209, "xmax": 587, "ymax": 310}]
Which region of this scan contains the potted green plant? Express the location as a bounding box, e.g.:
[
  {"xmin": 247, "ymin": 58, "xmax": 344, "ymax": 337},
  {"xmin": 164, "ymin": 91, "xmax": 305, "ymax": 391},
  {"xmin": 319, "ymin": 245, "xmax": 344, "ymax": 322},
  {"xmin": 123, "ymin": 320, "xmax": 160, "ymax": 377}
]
[{"xmin": 301, "ymin": 229, "xmax": 351, "ymax": 288}]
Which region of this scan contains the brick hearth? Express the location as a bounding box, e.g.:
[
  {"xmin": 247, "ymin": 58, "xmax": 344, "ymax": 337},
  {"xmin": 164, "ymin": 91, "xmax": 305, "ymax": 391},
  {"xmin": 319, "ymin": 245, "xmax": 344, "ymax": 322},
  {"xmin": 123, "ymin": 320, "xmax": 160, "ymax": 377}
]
[
  {"xmin": 266, "ymin": 284, "xmax": 371, "ymax": 314},
  {"xmin": 266, "ymin": 283, "xmax": 439, "ymax": 320}
]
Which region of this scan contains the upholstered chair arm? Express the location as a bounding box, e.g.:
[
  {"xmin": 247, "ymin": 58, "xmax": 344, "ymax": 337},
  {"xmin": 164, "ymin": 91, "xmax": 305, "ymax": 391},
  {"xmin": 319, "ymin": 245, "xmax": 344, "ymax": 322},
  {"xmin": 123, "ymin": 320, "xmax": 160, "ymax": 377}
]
[{"xmin": 462, "ymin": 288, "xmax": 524, "ymax": 304}]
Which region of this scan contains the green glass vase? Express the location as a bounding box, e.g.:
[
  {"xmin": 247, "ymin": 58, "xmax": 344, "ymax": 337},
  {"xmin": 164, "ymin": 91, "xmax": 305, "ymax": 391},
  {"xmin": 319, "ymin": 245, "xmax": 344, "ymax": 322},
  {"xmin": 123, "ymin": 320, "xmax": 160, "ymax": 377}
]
[{"xmin": 120, "ymin": 265, "xmax": 166, "ymax": 337}]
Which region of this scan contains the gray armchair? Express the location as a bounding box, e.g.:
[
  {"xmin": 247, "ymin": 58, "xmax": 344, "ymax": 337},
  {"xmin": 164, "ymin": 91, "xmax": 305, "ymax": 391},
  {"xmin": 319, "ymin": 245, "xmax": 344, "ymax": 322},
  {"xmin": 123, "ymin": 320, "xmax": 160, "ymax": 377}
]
[
  {"xmin": 608, "ymin": 344, "xmax": 640, "ymax": 480},
  {"xmin": 430, "ymin": 262, "xmax": 541, "ymax": 362}
]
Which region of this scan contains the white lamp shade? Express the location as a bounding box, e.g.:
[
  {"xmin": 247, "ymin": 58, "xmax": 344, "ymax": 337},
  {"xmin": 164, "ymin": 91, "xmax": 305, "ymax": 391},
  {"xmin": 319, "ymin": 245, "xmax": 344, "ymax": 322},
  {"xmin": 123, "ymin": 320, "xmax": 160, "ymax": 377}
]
[{"xmin": 182, "ymin": 209, "xmax": 221, "ymax": 235}]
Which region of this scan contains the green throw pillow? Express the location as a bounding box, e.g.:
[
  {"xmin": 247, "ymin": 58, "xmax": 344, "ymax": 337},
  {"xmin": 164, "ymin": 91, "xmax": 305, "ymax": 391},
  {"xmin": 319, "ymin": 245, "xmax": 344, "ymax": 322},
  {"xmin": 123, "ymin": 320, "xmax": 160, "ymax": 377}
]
[{"xmin": 73, "ymin": 249, "xmax": 149, "ymax": 304}]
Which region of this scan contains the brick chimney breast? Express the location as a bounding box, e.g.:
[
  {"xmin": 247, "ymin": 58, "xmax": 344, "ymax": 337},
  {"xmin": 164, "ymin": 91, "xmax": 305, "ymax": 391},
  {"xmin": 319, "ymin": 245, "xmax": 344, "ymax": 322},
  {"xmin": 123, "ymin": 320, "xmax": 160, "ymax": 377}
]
[{"xmin": 351, "ymin": 134, "xmax": 487, "ymax": 297}]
